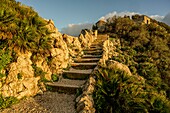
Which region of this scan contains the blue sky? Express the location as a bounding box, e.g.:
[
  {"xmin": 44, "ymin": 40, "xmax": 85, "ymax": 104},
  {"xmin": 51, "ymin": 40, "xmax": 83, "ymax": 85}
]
[{"xmin": 16, "ymin": 0, "xmax": 170, "ymax": 35}]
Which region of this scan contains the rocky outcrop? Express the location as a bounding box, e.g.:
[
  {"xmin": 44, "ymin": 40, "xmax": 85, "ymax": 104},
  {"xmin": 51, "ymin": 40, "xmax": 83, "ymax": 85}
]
[
  {"xmin": 106, "ymin": 60, "xmax": 132, "ymax": 76},
  {"xmin": 63, "ymin": 34, "xmax": 82, "ymax": 57},
  {"xmin": 0, "ymin": 19, "xmax": 97, "ymax": 99},
  {"xmin": 47, "ymin": 20, "xmax": 70, "ymax": 73},
  {"xmin": 0, "ymin": 52, "xmax": 40, "ymax": 99},
  {"xmin": 78, "ymin": 29, "xmax": 97, "ymax": 48}
]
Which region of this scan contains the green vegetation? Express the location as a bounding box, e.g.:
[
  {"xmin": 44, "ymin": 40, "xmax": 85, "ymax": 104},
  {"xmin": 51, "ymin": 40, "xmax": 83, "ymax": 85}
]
[
  {"xmin": 17, "ymin": 73, "xmax": 22, "ymax": 79},
  {"xmin": 93, "ymin": 68, "xmax": 170, "ymax": 113},
  {"xmin": 0, "ymin": 0, "xmax": 53, "ymax": 110},
  {"xmin": 51, "ymin": 74, "xmax": 59, "ymax": 82},
  {"xmin": 0, "ymin": 94, "xmax": 19, "ymax": 109},
  {"xmin": 0, "ymin": 49, "xmax": 12, "ymax": 79},
  {"xmin": 45, "ymin": 85, "xmax": 54, "ymax": 91},
  {"xmin": 32, "ymin": 64, "xmax": 48, "ymax": 82},
  {"xmin": 0, "ymin": 0, "xmax": 52, "ymax": 54},
  {"xmin": 0, "ymin": 49, "xmax": 12, "ymax": 71},
  {"xmin": 0, "ymin": 0, "xmax": 53, "ymax": 80},
  {"xmin": 0, "ymin": 73, "xmax": 6, "ymax": 79},
  {"xmin": 93, "ymin": 15, "xmax": 170, "ymax": 112},
  {"xmin": 0, "ymin": 0, "xmax": 54, "ymax": 108}
]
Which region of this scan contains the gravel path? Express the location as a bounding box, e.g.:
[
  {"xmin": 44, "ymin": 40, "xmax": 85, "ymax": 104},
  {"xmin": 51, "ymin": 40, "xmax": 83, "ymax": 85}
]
[{"xmin": 1, "ymin": 92, "xmax": 76, "ymax": 113}]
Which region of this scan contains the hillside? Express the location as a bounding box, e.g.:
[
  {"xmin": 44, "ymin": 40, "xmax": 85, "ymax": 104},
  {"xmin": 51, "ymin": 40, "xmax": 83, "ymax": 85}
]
[
  {"xmin": 93, "ymin": 15, "xmax": 170, "ymax": 112},
  {"xmin": 0, "ymin": 0, "xmax": 97, "ymax": 110}
]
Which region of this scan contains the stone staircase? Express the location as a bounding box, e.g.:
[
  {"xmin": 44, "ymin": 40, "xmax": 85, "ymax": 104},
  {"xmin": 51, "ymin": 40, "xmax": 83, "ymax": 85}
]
[
  {"xmin": 44, "ymin": 34, "xmax": 108, "ymax": 113},
  {"xmin": 46, "ymin": 41, "xmax": 103, "ymax": 94}
]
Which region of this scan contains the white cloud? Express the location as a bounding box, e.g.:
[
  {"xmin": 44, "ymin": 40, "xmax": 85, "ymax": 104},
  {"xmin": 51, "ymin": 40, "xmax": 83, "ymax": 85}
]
[
  {"xmin": 99, "ymin": 11, "xmax": 166, "ymax": 23},
  {"xmin": 61, "ymin": 23, "xmax": 93, "ymax": 36},
  {"xmin": 150, "ymin": 15, "xmax": 164, "ymax": 22},
  {"xmin": 99, "ymin": 11, "xmax": 140, "ymax": 21}
]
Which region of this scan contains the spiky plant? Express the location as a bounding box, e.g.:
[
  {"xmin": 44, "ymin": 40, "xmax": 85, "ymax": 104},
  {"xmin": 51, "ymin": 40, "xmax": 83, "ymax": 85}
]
[{"xmin": 93, "ymin": 68, "xmax": 170, "ymax": 113}]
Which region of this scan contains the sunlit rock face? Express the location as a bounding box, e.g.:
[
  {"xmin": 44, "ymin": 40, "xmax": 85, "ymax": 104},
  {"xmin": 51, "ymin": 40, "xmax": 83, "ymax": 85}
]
[
  {"xmin": 78, "ymin": 29, "xmax": 97, "ymax": 48},
  {"xmin": 46, "ymin": 20, "xmax": 70, "ymax": 73},
  {"xmin": 1, "ymin": 52, "xmax": 40, "ymax": 99},
  {"xmin": 62, "ymin": 34, "xmax": 82, "ymax": 57}
]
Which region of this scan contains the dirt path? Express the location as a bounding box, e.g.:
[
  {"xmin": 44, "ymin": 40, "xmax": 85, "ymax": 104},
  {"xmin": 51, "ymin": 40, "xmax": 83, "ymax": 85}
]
[{"xmin": 1, "ymin": 92, "xmax": 76, "ymax": 113}]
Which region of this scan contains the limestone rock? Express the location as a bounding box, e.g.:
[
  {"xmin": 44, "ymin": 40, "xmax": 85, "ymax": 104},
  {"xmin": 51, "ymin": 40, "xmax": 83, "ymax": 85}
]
[
  {"xmin": 78, "ymin": 34, "xmax": 88, "ymax": 47},
  {"xmin": 1, "ymin": 52, "xmax": 40, "ymax": 99},
  {"xmin": 17, "ymin": 77, "xmax": 40, "ymax": 99},
  {"xmin": 5, "ymin": 52, "xmax": 34, "ymax": 84},
  {"xmin": 76, "ymin": 75, "xmax": 96, "ymax": 113},
  {"xmin": 106, "ymin": 60, "xmax": 132, "ymax": 76},
  {"xmin": 78, "ymin": 30, "xmax": 96, "ymax": 48},
  {"xmin": 76, "ymin": 95, "xmax": 95, "ymax": 113},
  {"xmin": 100, "ymin": 39, "xmax": 120, "ymax": 66},
  {"xmin": 63, "ymin": 34, "xmax": 82, "ymax": 57},
  {"xmin": 46, "ymin": 20, "xmax": 70, "ymax": 73},
  {"xmin": 82, "ymin": 77, "xmax": 96, "ymax": 94}
]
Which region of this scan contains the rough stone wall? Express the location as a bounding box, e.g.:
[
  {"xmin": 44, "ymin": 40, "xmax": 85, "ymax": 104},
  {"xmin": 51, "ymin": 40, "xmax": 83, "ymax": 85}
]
[
  {"xmin": 99, "ymin": 38, "xmax": 120, "ymax": 65},
  {"xmin": 76, "ymin": 68, "xmax": 97, "ymax": 113},
  {"xmin": 46, "ymin": 21, "xmax": 70, "ymax": 74}
]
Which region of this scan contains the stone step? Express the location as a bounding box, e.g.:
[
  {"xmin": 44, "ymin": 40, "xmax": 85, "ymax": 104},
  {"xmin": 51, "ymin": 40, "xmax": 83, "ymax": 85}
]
[
  {"xmin": 82, "ymin": 55, "xmax": 102, "ymax": 58},
  {"xmin": 90, "ymin": 45, "xmax": 101, "ymax": 48},
  {"xmin": 63, "ymin": 68, "xmax": 93, "ymax": 79},
  {"xmin": 73, "ymin": 58, "xmax": 100, "ymax": 63},
  {"xmin": 90, "ymin": 43, "xmax": 103, "ymax": 46},
  {"xmin": 71, "ymin": 62, "xmax": 97, "ymax": 69},
  {"xmin": 84, "ymin": 47, "xmax": 102, "ymax": 51},
  {"xmin": 84, "ymin": 50, "xmax": 102, "ymax": 53},
  {"xmin": 46, "ymin": 79, "xmax": 86, "ymax": 94},
  {"xmin": 84, "ymin": 50, "xmax": 102, "ymax": 55}
]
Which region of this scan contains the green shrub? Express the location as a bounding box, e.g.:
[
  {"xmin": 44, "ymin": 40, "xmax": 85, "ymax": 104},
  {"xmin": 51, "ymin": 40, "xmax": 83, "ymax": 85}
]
[
  {"xmin": 0, "ymin": 73, "xmax": 6, "ymax": 79},
  {"xmin": 0, "ymin": 94, "xmax": 19, "ymax": 109},
  {"xmin": 93, "ymin": 68, "xmax": 170, "ymax": 113},
  {"xmin": 0, "ymin": 49, "xmax": 12, "ymax": 72},
  {"xmin": 17, "ymin": 73, "xmax": 22, "ymax": 79},
  {"xmin": 32, "ymin": 64, "xmax": 48, "ymax": 82},
  {"xmin": 0, "ymin": 0, "xmax": 52, "ymax": 54},
  {"xmin": 102, "ymin": 15, "xmax": 170, "ymax": 101},
  {"xmin": 51, "ymin": 74, "xmax": 59, "ymax": 82}
]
